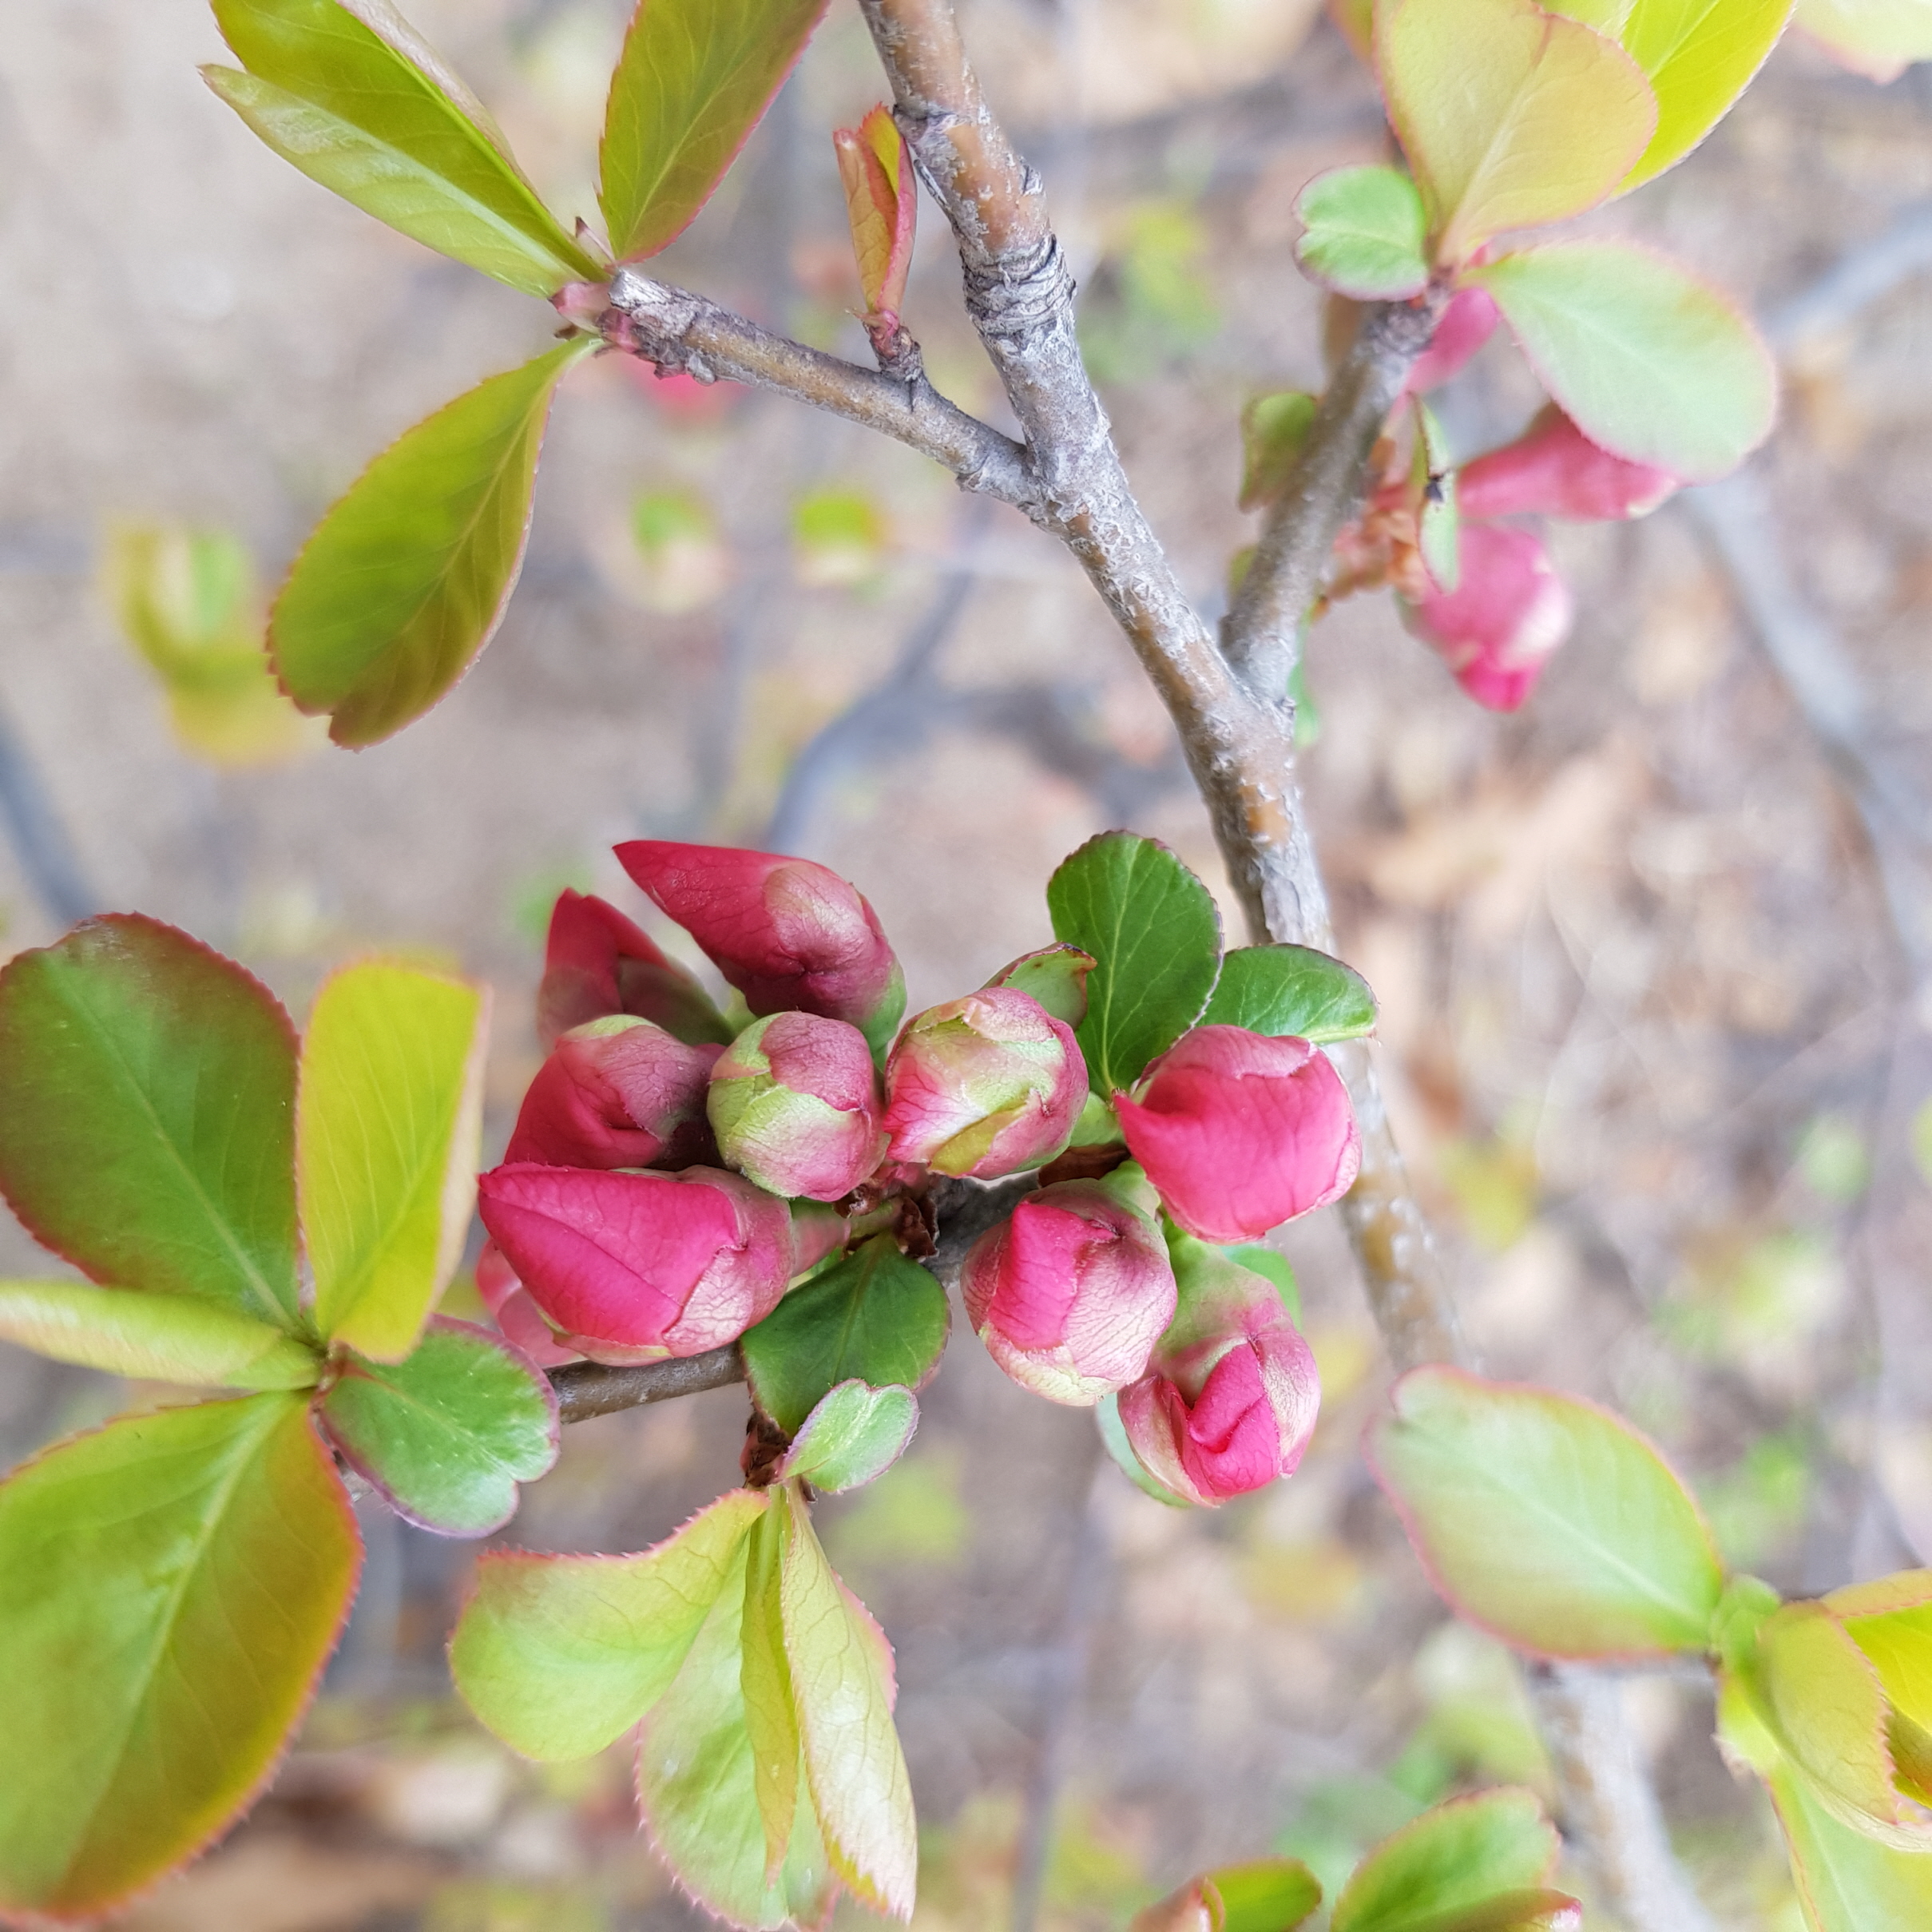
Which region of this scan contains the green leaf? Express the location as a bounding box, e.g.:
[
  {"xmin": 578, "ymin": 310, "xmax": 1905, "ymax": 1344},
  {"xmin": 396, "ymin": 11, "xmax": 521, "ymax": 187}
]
[
  {"xmin": 600, "ymin": 0, "xmax": 831, "ymax": 261},
  {"xmin": 319, "ymin": 1316, "xmax": 557, "ymax": 1534},
  {"xmin": 271, "ymin": 341, "xmax": 590, "ymax": 748},
  {"xmin": 1613, "ymin": 0, "xmax": 1795, "ymax": 189},
  {"xmin": 204, "ymin": 0, "xmax": 599, "ymax": 296},
  {"xmin": 1471, "ymin": 242, "xmax": 1776, "ymax": 482},
  {"xmin": 0, "ymin": 916, "xmax": 300, "ymax": 1327},
  {"xmin": 637, "ymin": 1519, "xmax": 837, "ymax": 1931},
  {"xmin": 0, "ymin": 1393, "xmax": 359, "ymax": 1921},
  {"xmin": 1794, "ymin": 0, "xmax": 1932, "ymax": 83},
  {"xmin": 741, "ymin": 1235, "xmax": 949, "ymax": 1436},
  {"xmin": 779, "ymin": 1486, "xmax": 917, "ymax": 1915},
  {"xmin": 1827, "ymin": 1570, "xmax": 1932, "ymax": 1754},
  {"xmin": 740, "ymin": 1498, "xmax": 801, "ymax": 1882},
  {"xmin": 1377, "ymin": 0, "xmax": 1656, "ymax": 264},
  {"xmin": 1240, "ymin": 391, "xmax": 1318, "ymax": 511},
  {"xmin": 452, "ymin": 1488, "xmax": 768, "ymax": 1761},
  {"xmin": 1206, "ymin": 1858, "xmax": 1324, "ymax": 1932},
  {"xmin": 1912, "ymin": 1097, "xmax": 1932, "ymax": 1185},
  {"xmin": 777, "ymin": 1381, "xmax": 918, "ymax": 1494},
  {"xmin": 300, "ymin": 962, "xmax": 487, "ymax": 1362},
  {"xmin": 1413, "ymin": 398, "xmax": 1461, "ymax": 593},
  {"xmin": 1294, "ymin": 165, "xmax": 1430, "ymax": 300},
  {"xmin": 1198, "ymin": 944, "xmax": 1377, "ymax": 1044},
  {"xmin": 1331, "ymin": 1788, "xmax": 1558, "ymax": 1932},
  {"xmin": 1047, "ymin": 831, "xmax": 1223, "ymax": 1093},
  {"xmin": 0, "ymin": 1279, "xmax": 319, "ymax": 1389},
  {"xmin": 1367, "ymin": 1367, "xmax": 1724, "ymax": 1658}
]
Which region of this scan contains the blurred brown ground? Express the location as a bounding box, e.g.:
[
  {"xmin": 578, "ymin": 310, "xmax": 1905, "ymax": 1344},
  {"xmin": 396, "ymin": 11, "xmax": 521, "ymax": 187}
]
[{"xmin": 2, "ymin": 2, "xmax": 1930, "ymax": 1928}]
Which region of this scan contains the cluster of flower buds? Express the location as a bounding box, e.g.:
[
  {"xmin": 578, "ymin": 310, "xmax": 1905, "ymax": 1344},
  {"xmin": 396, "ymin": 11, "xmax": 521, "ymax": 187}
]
[
  {"xmin": 474, "ymin": 840, "xmax": 1350, "ymax": 1512},
  {"xmin": 1324, "ymin": 288, "xmax": 1680, "ymax": 712}
]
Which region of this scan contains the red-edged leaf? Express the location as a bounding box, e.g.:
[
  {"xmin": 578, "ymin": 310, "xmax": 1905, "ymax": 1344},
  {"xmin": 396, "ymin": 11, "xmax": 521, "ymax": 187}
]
[{"xmin": 834, "ymin": 105, "xmax": 916, "ymax": 321}]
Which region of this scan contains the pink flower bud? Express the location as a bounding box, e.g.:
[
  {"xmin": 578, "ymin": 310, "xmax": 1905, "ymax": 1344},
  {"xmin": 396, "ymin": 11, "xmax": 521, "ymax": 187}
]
[
  {"xmin": 615, "ymin": 842, "xmax": 906, "ymax": 1053},
  {"xmin": 505, "ymin": 1016, "xmax": 722, "ymax": 1171},
  {"xmin": 883, "ymin": 987, "xmax": 1087, "ymax": 1179},
  {"xmin": 538, "ymin": 889, "xmax": 732, "ymax": 1049},
  {"xmin": 1458, "ymin": 407, "xmax": 1679, "ymax": 524},
  {"xmin": 475, "ymin": 1239, "xmax": 577, "ymax": 1368},
  {"xmin": 1114, "ymin": 1026, "xmax": 1360, "ymax": 1243},
  {"xmin": 476, "ymin": 1163, "xmax": 797, "ymax": 1362},
  {"xmin": 708, "ymin": 1011, "xmax": 887, "ymax": 1200},
  {"xmin": 1404, "ymin": 287, "xmax": 1499, "ymax": 395},
  {"xmin": 960, "ymin": 1165, "xmax": 1177, "ymax": 1404},
  {"xmin": 1115, "ymin": 1237, "xmax": 1319, "ymax": 1504},
  {"xmin": 1401, "ymin": 522, "xmax": 1573, "ymax": 712}
]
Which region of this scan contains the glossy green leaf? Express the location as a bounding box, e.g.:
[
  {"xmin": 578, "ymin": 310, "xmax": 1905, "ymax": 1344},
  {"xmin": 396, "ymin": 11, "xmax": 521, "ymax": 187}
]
[
  {"xmin": 204, "ymin": 0, "xmax": 598, "ymax": 296},
  {"xmin": 271, "ymin": 340, "xmax": 590, "ymax": 748},
  {"xmin": 1205, "ymin": 1859, "xmax": 1323, "ymax": 1932},
  {"xmin": 1613, "ymin": 0, "xmax": 1794, "ymax": 188},
  {"xmin": 453, "ymin": 1488, "xmax": 768, "ymax": 1761},
  {"xmin": 1331, "ymin": 1788, "xmax": 1558, "ymax": 1932},
  {"xmin": 1367, "ymin": 1367, "xmax": 1724, "ymax": 1657},
  {"xmin": 1240, "ymin": 391, "xmax": 1318, "ymax": 511},
  {"xmin": 600, "ymin": 0, "xmax": 831, "ymax": 261},
  {"xmin": 740, "ymin": 1498, "xmax": 800, "ymax": 1881},
  {"xmin": 1199, "ymin": 944, "xmax": 1377, "ymax": 1043},
  {"xmin": 1047, "ymin": 831, "xmax": 1223, "ymax": 1093},
  {"xmin": 1294, "ymin": 165, "xmax": 1430, "ymax": 299},
  {"xmin": 1471, "ymin": 242, "xmax": 1775, "ymax": 482},
  {"xmin": 0, "ymin": 1393, "xmax": 359, "ymax": 1921},
  {"xmin": 1377, "ymin": 0, "xmax": 1656, "ymax": 264},
  {"xmin": 0, "ymin": 916, "xmax": 300, "ymax": 1327},
  {"xmin": 637, "ymin": 1522, "xmax": 836, "ymax": 1931},
  {"xmin": 319, "ymin": 1316, "xmax": 556, "ymax": 1534},
  {"xmin": 777, "ymin": 1381, "xmax": 918, "ymax": 1494},
  {"xmin": 0, "ymin": 1279, "xmax": 319, "ymax": 1389},
  {"xmin": 1795, "ymin": 0, "xmax": 1932, "ymax": 81},
  {"xmin": 780, "ymin": 1485, "xmax": 917, "ymax": 1915},
  {"xmin": 300, "ymin": 961, "xmax": 488, "ymax": 1362},
  {"xmin": 742, "ymin": 1235, "xmax": 949, "ymax": 1435}
]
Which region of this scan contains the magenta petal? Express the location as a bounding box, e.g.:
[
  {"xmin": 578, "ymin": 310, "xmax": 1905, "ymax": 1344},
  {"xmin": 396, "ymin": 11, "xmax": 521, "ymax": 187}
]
[
  {"xmin": 1402, "ymin": 523, "xmax": 1573, "ymax": 715},
  {"xmin": 1404, "ymin": 287, "xmax": 1499, "ymax": 395},
  {"xmin": 1459, "ymin": 407, "xmax": 1679, "ymax": 524}
]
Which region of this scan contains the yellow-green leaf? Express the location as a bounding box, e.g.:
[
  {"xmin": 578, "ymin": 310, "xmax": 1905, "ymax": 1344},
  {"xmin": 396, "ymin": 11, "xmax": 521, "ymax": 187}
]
[
  {"xmin": 1376, "ymin": 0, "xmax": 1656, "ymax": 264},
  {"xmin": 300, "ymin": 961, "xmax": 488, "ymax": 1361},
  {"xmin": 452, "ymin": 1490, "xmax": 768, "ymax": 1761},
  {"xmin": 270, "ymin": 340, "xmax": 590, "ymax": 748},
  {"xmin": 1795, "ymin": 0, "xmax": 1932, "ymax": 78},
  {"xmin": 205, "ymin": 0, "xmax": 599, "ymax": 296},
  {"xmin": 1613, "ymin": 0, "xmax": 1795, "ymax": 188},
  {"xmin": 1472, "ymin": 241, "xmax": 1776, "ymax": 481},
  {"xmin": 779, "ymin": 1484, "xmax": 917, "ymax": 1916},
  {"xmin": 1332, "ymin": 1788, "xmax": 1560, "ymax": 1932},
  {"xmin": 600, "ymin": 0, "xmax": 831, "ymax": 262},
  {"xmin": 0, "ymin": 1394, "xmax": 359, "ymax": 1921},
  {"xmin": 741, "ymin": 1495, "xmax": 800, "ymax": 1881},
  {"xmin": 1826, "ymin": 1570, "xmax": 1932, "ymax": 1765},
  {"xmin": 0, "ymin": 1279, "xmax": 320, "ymax": 1389}
]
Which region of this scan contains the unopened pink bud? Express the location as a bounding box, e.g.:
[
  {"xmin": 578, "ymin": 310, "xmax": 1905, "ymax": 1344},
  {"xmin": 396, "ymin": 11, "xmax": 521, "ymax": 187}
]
[
  {"xmin": 1114, "ymin": 1026, "xmax": 1360, "ymax": 1242},
  {"xmin": 1404, "ymin": 287, "xmax": 1499, "ymax": 395},
  {"xmin": 551, "ymin": 280, "xmax": 610, "ymax": 331},
  {"xmin": 708, "ymin": 1010, "xmax": 887, "ymax": 1200},
  {"xmin": 1458, "ymin": 407, "xmax": 1679, "ymax": 523},
  {"xmin": 475, "ymin": 1239, "xmax": 577, "ymax": 1368},
  {"xmin": 961, "ymin": 1165, "xmax": 1177, "ymax": 1404},
  {"xmin": 1401, "ymin": 522, "xmax": 1573, "ymax": 712},
  {"xmin": 506, "ymin": 1015, "xmax": 721, "ymax": 1171},
  {"xmin": 476, "ymin": 1163, "xmax": 795, "ymax": 1362},
  {"xmin": 883, "ymin": 987, "xmax": 1087, "ymax": 1179},
  {"xmin": 538, "ymin": 889, "xmax": 731, "ymax": 1048},
  {"xmin": 615, "ymin": 842, "xmax": 906, "ymax": 1053}
]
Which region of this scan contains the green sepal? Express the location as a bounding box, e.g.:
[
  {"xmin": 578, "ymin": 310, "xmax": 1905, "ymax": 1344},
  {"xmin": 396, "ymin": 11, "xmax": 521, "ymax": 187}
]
[{"xmin": 776, "ymin": 1381, "xmax": 919, "ymax": 1494}]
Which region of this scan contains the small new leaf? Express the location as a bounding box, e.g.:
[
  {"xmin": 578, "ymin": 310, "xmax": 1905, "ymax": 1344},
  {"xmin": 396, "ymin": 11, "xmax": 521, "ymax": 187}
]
[
  {"xmin": 1240, "ymin": 391, "xmax": 1318, "ymax": 512},
  {"xmin": 835, "ymin": 105, "xmax": 917, "ymax": 322},
  {"xmin": 1199, "ymin": 944, "xmax": 1377, "ymax": 1043},
  {"xmin": 1367, "ymin": 1367, "xmax": 1724, "ymax": 1658},
  {"xmin": 205, "ymin": 0, "xmax": 599, "ymax": 296},
  {"xmin": 1412, "ymin": 398, "xmax": 1462, "ymax": 593},
  {"xmin": 742, "ymin": 1235, "xmax": 949, "ymax": 1436},
  {"xmin": 1047, "ymin": 831, "xmax": 1223, "ymax": 1093},
  {"xmin": 1472, "ymin": 241, "xmax": 1775, "ymax": 482},
  {"xmin": 319, "ymin": 1317, "xmax": 557, "ymax": 1533},
  {"xmin": 982, "ymin": 944, "xmax": 1097, "ymax": 1026},
  {"xmin": 0, "ymin": 1394, "xmax": 360, "ymax": 1922},
  {"xmin": 271, "ymin": 340, "xmax": 591, "ymax": 748},
  {"xmin": 300, "ymin": 962, "xmax": 489, "ymax": 1362},
  {"xmin": 1205, "ymin": 1859, "xmax": 1324, "ymax": 1932},
  {"xmin": 0, "ymin": 915, "xmax": 300, "ymax": 1328},
  {"xmin": 601, "ymin": 0, "xmax": 831, "ymax": 262},
  {"xmin": 776, "ymin": 1381, "xmax": 919, "ymax": 1493},
  {"xmin": 0, "ymin": 1279, "xmax": 319, "ymax": 1389},
  {"xmin": 1294, "ymin": 165, "xmax": 1430, "ymax": 300},
  {"xmin": 1331, "ymin": 1788, "xmax": 1560, "ymax": 1932}
]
